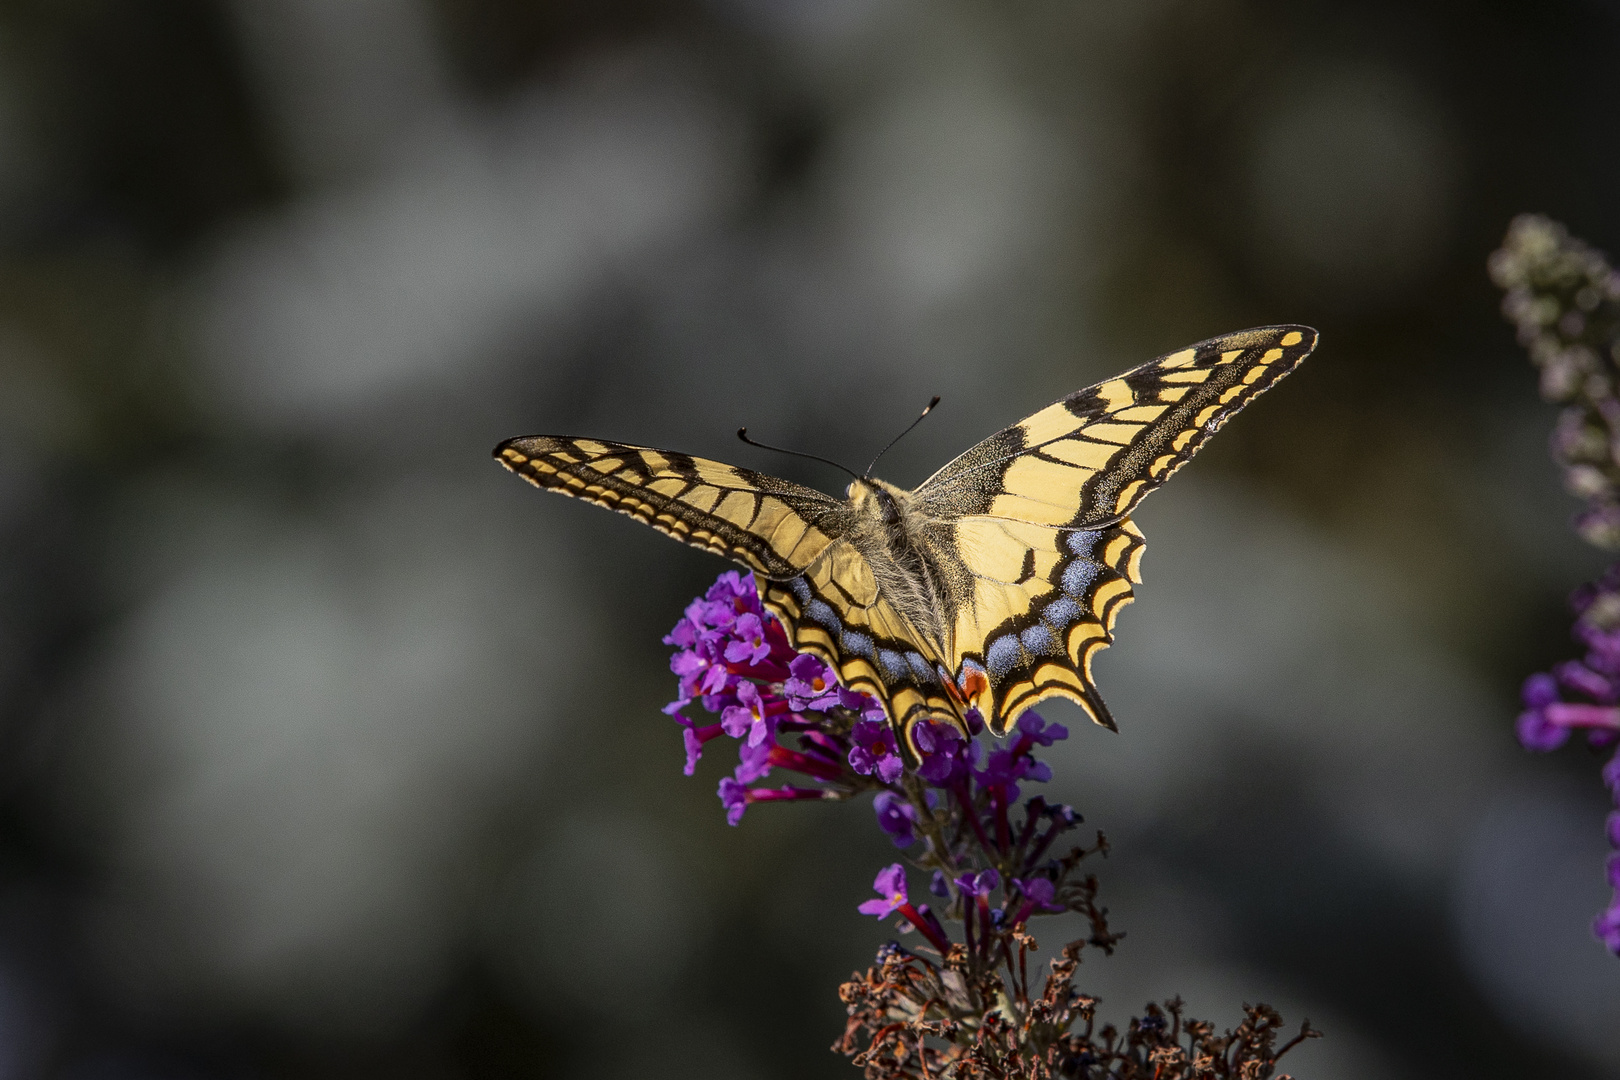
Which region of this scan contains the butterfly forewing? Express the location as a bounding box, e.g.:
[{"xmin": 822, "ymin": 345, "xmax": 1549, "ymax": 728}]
[
  {"xmin": 495, "ymin": 435, "xmax": 962, "ymax": 738},
  {"xmin": 494, "ymin": 436, "xmax": 848, "ymax": 577},
  {"xmin": 913, "ymin": 326, "xmax": 1317, "ymax": 527}
]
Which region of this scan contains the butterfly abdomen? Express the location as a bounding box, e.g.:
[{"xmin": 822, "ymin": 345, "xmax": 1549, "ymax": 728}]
[{"xmin": 842, "ymin": 480, "xmax": 947, "ymax": 651}]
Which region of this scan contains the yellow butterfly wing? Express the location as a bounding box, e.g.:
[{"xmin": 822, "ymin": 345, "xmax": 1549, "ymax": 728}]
[
  {"xmin": 914, "ymin": 325, "xmax": 1318, "ymax": 734},
  {"xmin": 493, "ymin": 436, "xmax": 847, "ymax": 577},
  {"xmin": 493, "ymin": 436, "xmax": 958, "ymax": 732}
]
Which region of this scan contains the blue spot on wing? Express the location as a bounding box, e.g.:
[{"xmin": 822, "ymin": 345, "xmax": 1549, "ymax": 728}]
[
  {"xmin": 1061, "ymin": 559, "xmax": 1100, "ymax": 596},
  {"xmin": 841, "ymin": 629, "xmax": 874, "ymax": 658},
  {"xmin": 807, "ymin": 599, "xmax": 840, "ymax": 630},
  {"xmin": 906, "ymin": 652, "xmax": 933, "ymax": 683},
  {"xmin": 1021, "ymin": 623, "xmax": 1056, "ymax": 655},
  {"xmin": 1042, "ymin": 595, "xmax": 1081, "ymax": 628},
  {"xmin": 879, "ymin": 649, "xmax": 909, "ymax": 679},
  {"xmin": 986, "ymin": 634, "xmax": 1021, "ymax": 677},
  {"xmin": 1066, "ymin": 530, "xmax": 1102, "ymax": 558}
]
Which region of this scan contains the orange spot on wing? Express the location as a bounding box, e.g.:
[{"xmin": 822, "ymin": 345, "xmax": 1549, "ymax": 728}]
[{"xmin": 956, "ymin": 668, "xmax": 989, "ymax": 703}]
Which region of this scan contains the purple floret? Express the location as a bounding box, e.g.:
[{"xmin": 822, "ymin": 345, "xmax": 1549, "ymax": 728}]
[
  {"xmin": 954, "ymin": 868, "xmax": 999, "ymax": 899},
  {"xmin": 784, "ymin": 654, "xmax": 842, "ymax": 711},
  {"xmin": 724, "ymin": 612, "xmax": 774, "ymax": 666},
  {"xmin": 718, "ymin": 775, "xmax": 749, "ymax": 826},
  {"xmin": 721, "ymin": 681, "xmax": 776, "ymax": 746},
  {"xmin": 1595, "ymin": 902, "xmax": 1620, "ymax": 955},
  {"xmin": 858, "ymin": 863, "xmax": 909, "ymax": 917},
  {"xmin": 849, "ymin": 720, "xmax": 904, "ymax": 783},
  {"xmin": 873, "ymin": 791, "xmax": 919, "ymax": 847},
  {"xmin": 1517, "ymin": 708, "xmax": 1572, "ymax": 751},
  {"xmin": 1015, "ymin": 711, "xmax": 1068, "ymax": 747},
  {"xmin": 735, "ymin": 737, "xmax": 775, "ymax": 783},
  {"xmin": 1010, "ymin": 876, "xmax": 1065, "ymax": 926},
  {"xmin": 914, "ymin": 720, "xmax": 975, "ymax": 785}
]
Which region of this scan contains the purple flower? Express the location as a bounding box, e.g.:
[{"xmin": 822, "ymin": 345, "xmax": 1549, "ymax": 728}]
[
  {"xmin": 724, "ymin": 612, "xmax": 774, "ymax": 666},
  {"xmin": 853, "ymin": 864, "xmax": 953, "ymax": 953},
  {"xmin": 1017, "ymin": 876, "xmax": 1062, "ymax": 909},
  {"xmin": 719, "ymin": 773, "xmax": 830, "ymax": 825},
  {"xmin": 699, "ymin": 658, "xmax": 735, "ymax": 697},
  {"xmin": 1550, "ymin": 703, "xmax": 1620, "ymax": 730},
  {"xmin": 1595, "ymin": 901, "xmax": 1620, "ymax": 955},
  {"xmin": 720, "ymin": 681, "xmax": 780, "ymax": 747},
  {"xmin": 1047, "ymin": 803, "xmax": 1082, "ymax": 826},
  {"xmin": 663, "ymin": 616, "xmax": 699, "ymax": 649},
  {"xmin": 1603, "ymin": 750, "xmax": 1620, "ymax": 796},
  {"xmin": 1523, "ymin": 672, "xmax": 1559, "ymax": 709},
  {"xmin": 677, "ymin": 718, "xmax": 724, "ymax": 776},
  {"xmin": 858, "ymin": 863, "xmax": 910, "ymax": 917},
  {"xmin": 914, "ymin": 720, "xmax": 976, "ymax": 785},
  {"xmin": 849, "ymin": 720, "xmax": 904, "ymax": 783},
  {"xmin": 703, "ymin": 573, "xmax": 758, "ymax": 625},
  {"xmin": 1015, "ymin": 711, "xmax": 1068, "ymax": 747},
  {"xmin": 839, "ymin": 686, "xmax": 886, "ymax": 722},
  {"xmin": 872, "ymin": 791, "xmax": 919, "ymax": 847},
  {"xmin": 719, "ymin": 684, "xmax": 756, "ymax": 740},
  {"xmin": 718, "ymin": 776, "xmax": 749, "ymax": 826},
  {"xmin": 668, "ymin": 648, "xmax": 713, "ymax": 702},
  {"xmin": 1010, "ymin": 876, "xmax": 1065, "ymax": 926},
  {"xmin": 976, "ymin": 748, "xmax": 1043, "ymax": 803},
  {"xmin": 1516, "ymin": 708, "xmax": 1572, "ymax": 752},
  {"xmin": 784, "ymin": 654, "xmax": 842, "ymax": 711},
  {"xmin": 954, "ymin": 868, "xmax": 1000, "ymax": 899},
  {"xmin": 735, "ymin": 737, "xmax": 774, "ymax": 783},
  {"xmin": 1556, "ymin": 660, "xmax": 1616, "ymax": 702}
]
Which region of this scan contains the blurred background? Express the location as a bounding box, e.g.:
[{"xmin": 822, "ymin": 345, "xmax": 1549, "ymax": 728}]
[{"xmin": 0, "ymin": 0, "xmax": 1615, "ymax": 1076}]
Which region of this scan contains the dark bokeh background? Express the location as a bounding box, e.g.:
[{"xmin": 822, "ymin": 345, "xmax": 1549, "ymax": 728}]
[{"xmin": 0, "ymin": 0, "xmax": 1615, "ymax": 1076}]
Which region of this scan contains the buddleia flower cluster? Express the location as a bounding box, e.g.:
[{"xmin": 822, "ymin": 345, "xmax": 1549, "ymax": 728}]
[
  {"xmin": 664, "ymin": 570, "xmax": 1318, "ymax": 1077},
  {"xmin": 1491, "ymin": 214, "xmax": 1620, "ymax": 953}
]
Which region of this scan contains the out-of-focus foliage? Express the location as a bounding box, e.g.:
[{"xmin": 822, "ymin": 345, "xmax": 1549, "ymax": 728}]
[{"xmin": 0, "ymin": 1, "xmax": 1616, "ymax": 1078}]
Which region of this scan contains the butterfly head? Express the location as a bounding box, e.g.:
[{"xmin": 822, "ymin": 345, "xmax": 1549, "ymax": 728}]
[{"xmin": 846, "ymin": 476, "xmax": 911, "ymax": 526}]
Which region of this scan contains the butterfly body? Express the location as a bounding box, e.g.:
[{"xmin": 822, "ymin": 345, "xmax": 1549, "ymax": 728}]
[
  {"xmin": 839, "ymin": 478, "xmax": 953, "ymax": 652},
  {"xmin": 496, "ymin": 325, "xmax": 1317, "ymax": 747}
]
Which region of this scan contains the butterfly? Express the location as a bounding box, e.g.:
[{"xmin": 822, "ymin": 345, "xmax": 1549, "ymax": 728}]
[{"xmin": 495, "ymin": 325, "xmax": 1316, "ymax": 747}]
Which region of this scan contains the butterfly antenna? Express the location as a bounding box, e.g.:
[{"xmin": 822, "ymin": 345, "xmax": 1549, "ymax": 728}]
[
  {"xmin": 737, "ymin": 428, "xmax": 863, "ymax": 483},
  {"xmin": 864, "ymin": 396, "xmax": 941, "ymax": 478}
]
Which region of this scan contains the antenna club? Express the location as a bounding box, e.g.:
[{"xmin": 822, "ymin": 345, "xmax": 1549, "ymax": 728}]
[{"xmin": 864, "ymin": 394, "xmax": 944, "ymax": 478}]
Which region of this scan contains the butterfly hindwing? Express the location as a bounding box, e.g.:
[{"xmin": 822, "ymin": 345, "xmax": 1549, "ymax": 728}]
[
  {"xmin": 932, "ymin": 517, "xmax": 1144, "ymax": 733},
  {"xmin": 760, "ymin": 558, "xmax": 962, "ymax": 741},
  {"xmin": 494, "ymin": 436, "xmax": 848, "ymax": 577}
]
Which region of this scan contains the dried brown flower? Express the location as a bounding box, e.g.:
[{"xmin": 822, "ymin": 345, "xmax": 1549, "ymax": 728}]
[{"xmin": 833, "ymin": 932, "xmax": 1319, "ymax": 1079}]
